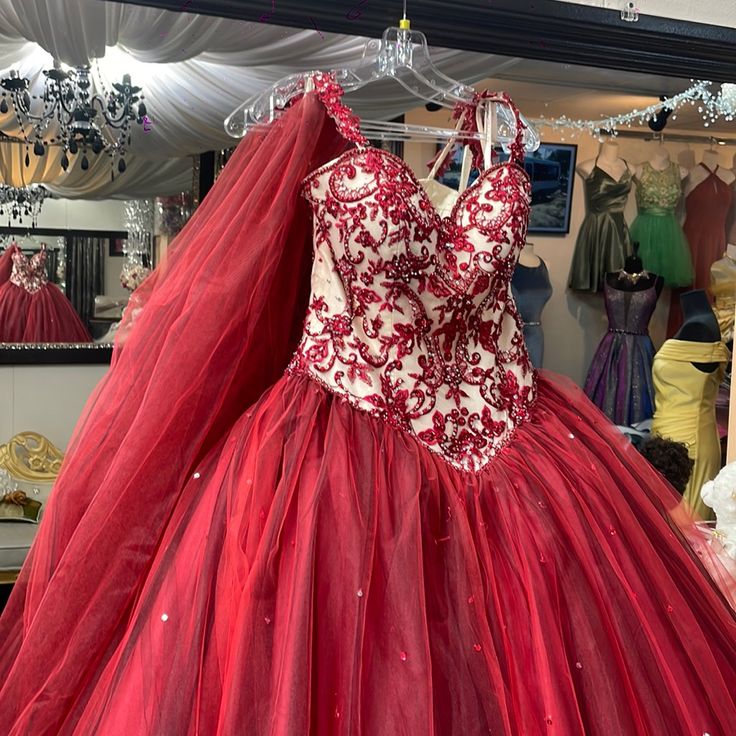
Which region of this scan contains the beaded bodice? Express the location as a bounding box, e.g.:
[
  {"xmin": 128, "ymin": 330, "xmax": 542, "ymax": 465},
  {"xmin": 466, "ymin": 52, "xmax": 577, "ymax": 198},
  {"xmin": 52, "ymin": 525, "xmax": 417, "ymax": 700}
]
[
  {"xmin": 288, "ymin": 75, "xmax": 535, "ymax": 473},
  {"xmin": 9, "ymin": 246, "xmax": 47, "ymax": 294},
  {"xmin": 603, "ymin": 280, "xmax": 657, "ymax": 335},
  {"xmin": 635, "ymin": 161, "xmax": 682, "ymax": 214}
]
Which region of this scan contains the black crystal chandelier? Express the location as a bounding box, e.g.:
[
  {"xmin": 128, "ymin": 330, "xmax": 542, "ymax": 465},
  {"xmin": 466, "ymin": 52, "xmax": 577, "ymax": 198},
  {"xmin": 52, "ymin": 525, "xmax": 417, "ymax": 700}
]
[
  {"xmin": 0, "ymin": 61, "xmax": 147, "ymax": 177},
  {"xmin": 0, "ymin": 184, "xmax": 49, "ymax": 226}
]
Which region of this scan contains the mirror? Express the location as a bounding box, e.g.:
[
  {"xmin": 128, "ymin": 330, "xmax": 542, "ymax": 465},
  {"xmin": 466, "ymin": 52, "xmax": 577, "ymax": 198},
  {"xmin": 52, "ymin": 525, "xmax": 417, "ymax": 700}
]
[{"xmin": 0, "ymin": 192, "xmax": 195, "ymax": 363}]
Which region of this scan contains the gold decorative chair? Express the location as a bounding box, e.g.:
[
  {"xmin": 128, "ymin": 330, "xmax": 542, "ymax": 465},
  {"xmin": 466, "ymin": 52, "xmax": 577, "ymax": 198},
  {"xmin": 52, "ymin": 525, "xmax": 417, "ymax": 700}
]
[{"xmin": 0, "ymin": 432, "xmax": 64, "ymax": 584}]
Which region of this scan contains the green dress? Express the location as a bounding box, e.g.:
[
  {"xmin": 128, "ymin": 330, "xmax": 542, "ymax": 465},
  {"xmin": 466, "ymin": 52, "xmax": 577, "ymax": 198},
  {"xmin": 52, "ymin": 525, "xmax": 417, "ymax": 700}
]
[
  {"xmin": 629, "ymin": 162, "xmax": 694, "ymax": 287},
  {"xmin": 568, "ymin": 160, "xmax": 633, "ymax": 292}
]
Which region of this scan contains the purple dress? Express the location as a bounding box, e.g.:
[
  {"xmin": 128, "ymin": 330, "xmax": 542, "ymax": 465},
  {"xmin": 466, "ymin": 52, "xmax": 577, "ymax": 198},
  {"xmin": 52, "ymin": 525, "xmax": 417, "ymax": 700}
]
[{"xmin": 584, "ymin": 279, "xmax": 657, "ymax": 425}]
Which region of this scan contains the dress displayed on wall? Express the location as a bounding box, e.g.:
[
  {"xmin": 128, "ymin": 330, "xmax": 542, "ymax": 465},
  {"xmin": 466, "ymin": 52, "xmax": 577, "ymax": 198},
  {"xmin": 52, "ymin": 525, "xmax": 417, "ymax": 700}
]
[
  {"xmin": 651, "ymin": 339, "xmax": 731, "ymax": 519},
  {"xmin": 629, "ymin": 162, "xmax": 693, "ymax": 287},
  {"xmin": 510, "ymin": 258, "xmax": 552, "ymax": 367},
  {"xmin": 567, "ymin": 160, "xmax": 633, "ymax": 292},
  {"xmin": 710, "ymin": 253, "xmax": 736, "ymax": 343},
  {"xmin": 583, "ymin": 277, "xmax": 659, "ymax": 425},
  {"xmin": 684, "ymin": 165, "xmax": 733, "ymax": 291},
  {"xmin": 0, "ymin": 243, "xmax": 91, "ymax": 343},
  {"xmin": 1, "ymin": 78, "xmax": 736, "ymax": 736}
]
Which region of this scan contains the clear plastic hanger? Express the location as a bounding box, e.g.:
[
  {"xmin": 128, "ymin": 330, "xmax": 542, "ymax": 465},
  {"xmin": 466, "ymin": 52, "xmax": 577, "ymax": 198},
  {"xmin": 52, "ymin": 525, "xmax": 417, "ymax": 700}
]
[{"xmin": 225, "ymin": 16, "xmax": 540, "ymax": 153}]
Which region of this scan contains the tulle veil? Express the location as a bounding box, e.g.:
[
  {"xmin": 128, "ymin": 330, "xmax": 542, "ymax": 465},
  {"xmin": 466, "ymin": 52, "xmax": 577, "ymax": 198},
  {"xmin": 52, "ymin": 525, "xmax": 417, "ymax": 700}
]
[{"xmin": 0, "ymin": 93, "xmax": 347, "ymax": 726}]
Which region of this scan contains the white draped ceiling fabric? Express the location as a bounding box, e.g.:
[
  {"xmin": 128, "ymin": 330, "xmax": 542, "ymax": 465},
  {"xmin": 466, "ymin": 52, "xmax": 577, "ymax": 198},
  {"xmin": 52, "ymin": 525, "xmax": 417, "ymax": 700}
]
[{"xmin": 0, "ymin": 0, "xmax": 495, "ymax": 198}]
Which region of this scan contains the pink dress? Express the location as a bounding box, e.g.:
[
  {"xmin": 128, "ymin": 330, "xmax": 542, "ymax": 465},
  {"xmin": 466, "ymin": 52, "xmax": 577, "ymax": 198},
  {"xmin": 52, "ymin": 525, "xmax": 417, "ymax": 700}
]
[
  {"xmin": 0, "ymin": 244, "xmax": 91, "ymax": 343},
  {"xmin": 0, "ymin": 77, "xmax": 734, "ymax": 735}
]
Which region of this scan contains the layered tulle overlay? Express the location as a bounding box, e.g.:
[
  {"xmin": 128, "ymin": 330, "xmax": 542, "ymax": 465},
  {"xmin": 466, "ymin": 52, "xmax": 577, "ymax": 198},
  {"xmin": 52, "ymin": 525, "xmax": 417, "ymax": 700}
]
[
  {"xmin": 629, "ymin": 212, "xmax": 693, "ymax": 288},
  {"xmin": 11, "ymin": 370, "xmax": 736, "ymax": 735},
  {"xmin": 0, "ymin": 91, "xmax": 735, "ymax": 736}
]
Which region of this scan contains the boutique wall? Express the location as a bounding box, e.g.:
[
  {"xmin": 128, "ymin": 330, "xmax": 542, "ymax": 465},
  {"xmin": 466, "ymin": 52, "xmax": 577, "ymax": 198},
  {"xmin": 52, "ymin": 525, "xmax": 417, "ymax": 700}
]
[
  {"xmin": 404, "ymin": 105, "xmax": 735, "ymax": 385},
  {"xmin": 35, "ymin": 198, "xmax": 129, "ymax": 302}
]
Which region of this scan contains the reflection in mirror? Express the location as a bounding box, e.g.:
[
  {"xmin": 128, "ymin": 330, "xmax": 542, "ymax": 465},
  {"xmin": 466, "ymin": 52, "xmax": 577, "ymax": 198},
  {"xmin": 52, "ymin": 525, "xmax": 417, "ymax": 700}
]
[
  {"xmin": 0, "ymin": 191, "xmax": 195, "ymax": 354},
  {"xmin": 0, "ymin": 227, "xmax": 127, "ymax": 345}
]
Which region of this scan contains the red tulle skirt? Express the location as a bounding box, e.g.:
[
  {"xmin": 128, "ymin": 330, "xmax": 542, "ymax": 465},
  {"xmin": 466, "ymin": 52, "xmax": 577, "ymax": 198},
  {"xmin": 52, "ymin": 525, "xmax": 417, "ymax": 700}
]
[
  {"xmin": 4, "ymin": 370, "xmax": 734, "ymax": 735},
  {"xmin": 0, "ymin": 281, "xmax": 91, "ymax": 342}
]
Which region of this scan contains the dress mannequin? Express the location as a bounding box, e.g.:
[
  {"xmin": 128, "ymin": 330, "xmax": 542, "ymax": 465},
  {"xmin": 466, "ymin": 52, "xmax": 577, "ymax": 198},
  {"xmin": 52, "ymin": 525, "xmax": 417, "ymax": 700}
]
[
  {"xmin": 675, "ymin": 289, "xmax": 721, "ymax": 371},
  {"xmin": 584, "ymin": 245, "xmax": 662, "ymax": 425},
  {"xmin": 568, "ymin": 141, "xmax": 633, "ymax": 291},
  {"xmin": 517, "ymin": 240, "xmax": 541, "ymax": 267},
  {"xmin": 669, "ymin": 151, "xmax": 735, "ymax": 335},
  {"xmin": 652, "ymin": 288, "xmax": 730, "ymax": 518},
  {"xmin": 677, "ymin": 148, "xmax": 696, "ymax": 171},
  {"xmin": 633, "ymin": 144, "xmax": 687, "ymax": 181},
  {"xmin": 606, "ymin": 250, "xmax": 664, "ymax": 295},
  {"xmin": 685, "ymin": 150, "xmax": 736, "ymax": 196},
  {"xmin": 577, "ymin": 140, "xmax": 628, "ymax": 181},
  {"xmin": 726, "ymin": 153, "xmax": 736, "ymax": 244},
  {"xmin": 709, "ymin": 243, "xmax": 736, "ymax": 346},
  {"xmin": 511, "ymin": 241, "xmax": 552, "ymax": 367},
  {"xmin": 630, "ymin": 147, "xmax": 693, "ymax": 288}
]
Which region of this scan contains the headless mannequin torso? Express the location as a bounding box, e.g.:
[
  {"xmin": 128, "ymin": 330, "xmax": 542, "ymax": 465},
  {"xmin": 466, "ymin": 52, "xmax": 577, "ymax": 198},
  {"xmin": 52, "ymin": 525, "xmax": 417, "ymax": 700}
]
[
  {"xmin": 634, "ymin": 145, "xmax": 688, "ymax": 181},
  {"xmin": 517, "ymin": 241, "xmax": 541, "ymax": 268},
  {"xmin": 685, "ymin": 150, "xmax": 736, "ymax": 196},
  {"xmin": 674, "ymin": 289, "xmax": 722, "ymax": 372},
  {"xmin": 605, "ymin": 252, "xmax": 664, "ymax": 295},
  {"xmin": 578, "ymin": 141, "xmax": 628, "ymax": 181}
]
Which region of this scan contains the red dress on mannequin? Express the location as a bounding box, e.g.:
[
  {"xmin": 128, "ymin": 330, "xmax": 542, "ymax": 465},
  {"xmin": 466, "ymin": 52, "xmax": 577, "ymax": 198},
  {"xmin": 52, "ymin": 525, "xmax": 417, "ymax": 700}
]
[
  {"xmin": 667, "ymin": 164, "xmax": 733, "ymax": 335},
  {"xmin": 0, "ymin": 243, "xmax": 91, "ymax": 342},
  {"xmin": 0, "ymin": 77, "xmax": 734, "ymax": 735}
]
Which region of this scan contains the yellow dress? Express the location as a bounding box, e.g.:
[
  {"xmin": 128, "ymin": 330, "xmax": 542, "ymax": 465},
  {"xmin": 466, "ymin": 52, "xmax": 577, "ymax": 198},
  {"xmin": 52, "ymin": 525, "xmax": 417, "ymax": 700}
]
[
  {"xmin": 709, "ymin": 254, "xmax": 736, "ymax": 343},
  {"xmin": 650, "ymin": 339, "xmax": 730, "ymax": 519}
]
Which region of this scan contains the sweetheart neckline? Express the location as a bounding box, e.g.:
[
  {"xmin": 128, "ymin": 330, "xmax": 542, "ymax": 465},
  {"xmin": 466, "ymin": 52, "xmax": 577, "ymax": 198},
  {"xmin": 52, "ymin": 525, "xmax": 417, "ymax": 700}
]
[{"xmin": 302, "ymin": 144, "xmax": 530, "ymax": 226}]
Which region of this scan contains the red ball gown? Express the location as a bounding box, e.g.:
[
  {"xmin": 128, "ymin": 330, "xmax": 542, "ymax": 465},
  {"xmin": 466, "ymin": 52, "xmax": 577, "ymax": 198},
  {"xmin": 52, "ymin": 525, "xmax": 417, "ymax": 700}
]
[
  {"xmin": 0, "ymin": 77, "xmax": 734, "ymax": 735},
  {"xmin": 0, "ymin": 243, "xmax": 91, "ymax": 342}
]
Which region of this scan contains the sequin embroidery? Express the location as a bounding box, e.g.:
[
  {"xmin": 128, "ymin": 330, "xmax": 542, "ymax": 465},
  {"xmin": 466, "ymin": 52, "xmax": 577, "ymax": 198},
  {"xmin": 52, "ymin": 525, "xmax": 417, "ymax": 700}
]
[
  {"xmin": 9, "ymin": 246, "xmax": 48, "ymax": 294},
  {"xmin": 289, "ymin": 74, "xmax": 536, "ymax": 473}
]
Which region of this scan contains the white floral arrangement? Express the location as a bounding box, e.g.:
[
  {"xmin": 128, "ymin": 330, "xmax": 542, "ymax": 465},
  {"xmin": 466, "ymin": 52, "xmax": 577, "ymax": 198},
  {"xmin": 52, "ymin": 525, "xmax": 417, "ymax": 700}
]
[
  {"xmin": 120, "ymin": 261, "xmax": 151, "ymax": 292},
  {"xmin": 701, "ymin": 461, "xmax": 736, "ymax": 560}
]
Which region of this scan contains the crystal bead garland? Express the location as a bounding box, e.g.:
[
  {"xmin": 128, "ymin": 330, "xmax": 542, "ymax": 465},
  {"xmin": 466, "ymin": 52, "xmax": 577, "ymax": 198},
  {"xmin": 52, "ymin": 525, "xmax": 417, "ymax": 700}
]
[
  {"xmin": 121, "ymin": 199, "xmax": 153, "ymax": 292},
  {"xmin": 534, "ymin": 80, "xmax": 736, "ymax": 139}
]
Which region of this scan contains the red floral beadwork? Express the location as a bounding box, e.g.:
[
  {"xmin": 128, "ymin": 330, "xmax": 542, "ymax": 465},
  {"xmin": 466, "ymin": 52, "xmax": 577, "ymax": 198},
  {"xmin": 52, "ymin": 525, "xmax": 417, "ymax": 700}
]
[
  {"xmin": 428, "ymin": 90, "xmax": 527, "ymax": 177},
  {"xmin": 289, "ymin": 81, "xmax": 535, "ymax": 473},
  {"xmin": 10, "ymin": 246, "xmax": 48, "ymax": 294},
  {"xmin": 309, "ymin": 72, "xmax": 369, "ymax": 147}
]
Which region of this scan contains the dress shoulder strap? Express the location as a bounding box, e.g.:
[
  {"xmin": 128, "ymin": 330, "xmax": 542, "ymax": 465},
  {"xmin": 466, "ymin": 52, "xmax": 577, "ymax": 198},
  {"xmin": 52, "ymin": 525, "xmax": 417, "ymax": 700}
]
[
  {"xmin": 427, "ymin": 90, "xmax": 526, "ymax": 178},
  {"xmin": 461, "ymin": 90, "xmax": 526, "ymax": 166},
  {"xmin": 310, "ymin": 72, "xmax": 369, "ymax": 148}
]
